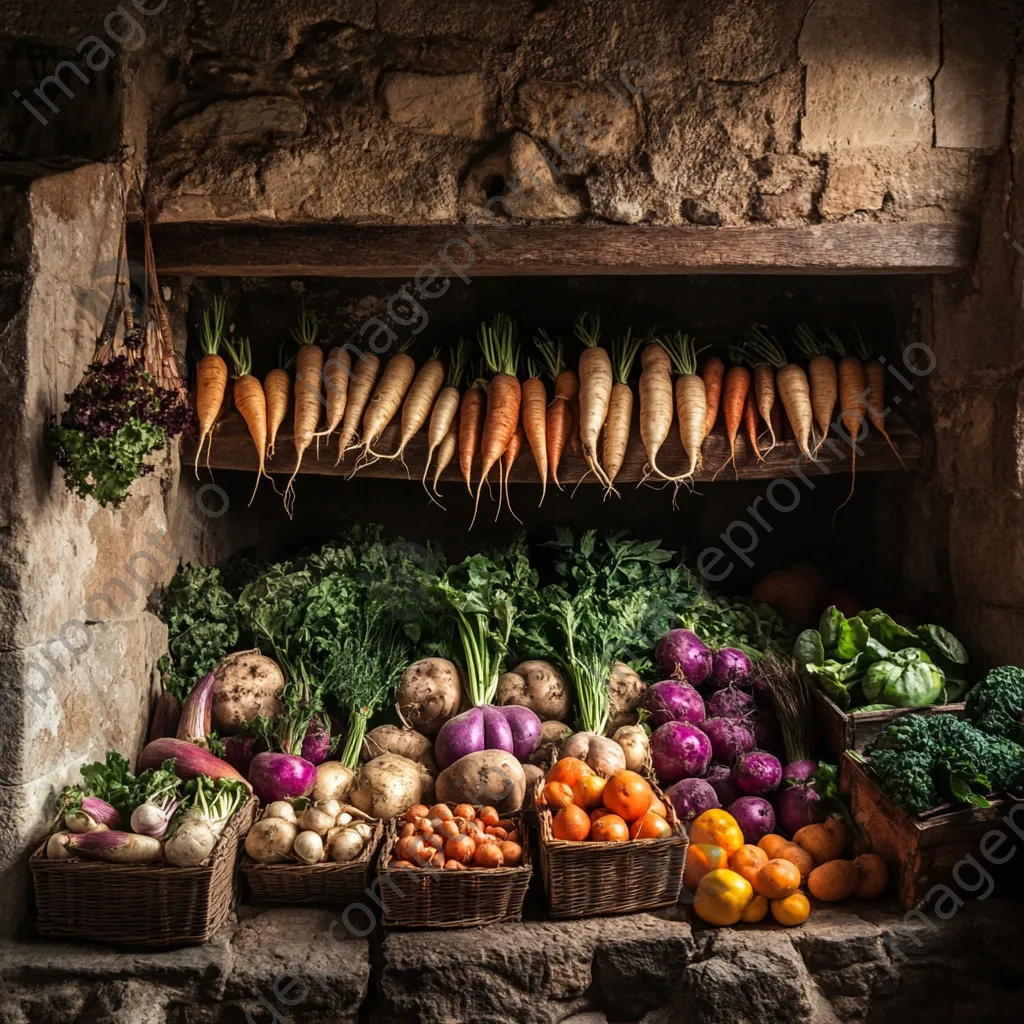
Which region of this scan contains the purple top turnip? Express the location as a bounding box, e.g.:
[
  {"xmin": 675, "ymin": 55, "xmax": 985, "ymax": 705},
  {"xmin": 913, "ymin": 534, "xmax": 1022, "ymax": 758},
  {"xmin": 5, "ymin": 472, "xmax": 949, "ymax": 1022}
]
[
  {"xmin": 650, "ymin": 721, "xmax": 712, "ymax": 785},
  {"xmin": 644, "ymin": 680, "xmax": 706, "ymax": 729},
  {"xmin": 732, "ymin": 749, "xmax": 782, "ymax": 795},
  {"xmin": 248, "ymin": 751, "xmax": 316, "ymax": 803},
  {"xmin": 492, "ymin": 704, "xmax": 542, "ymax": 760},
  {"xmin": 701, "ymin": 716, "xmax": 757, "ymax": 764},
  {"xmin": 728, "ymin": 795, "xmax": 776, "ymax": 844},
  {"xmin": 434, "ymin": 706, "xmax": 515, "ymax": 770},
  {"xmin": 706, "ymin": 687, "xmax": 754, "ymax": 719},
  {"xmin": 782, "ymin": 760, "xmax": 819, "ymax": 786},
  {"xmin": 776, "ymin": 782, "xmax": 826, "ymax": 836},
  {"xmin": 706, "ymin": 648, "xmax": 753, "ymax": 691},
  {"xmin": 704, "ymin": 763, "xmax": 741, "ymax": 807},
  {"xmin": 655, "ymin": 629, "xmax": 712, "ymax": 687},
  {"xmin": 665, "ymin": 777, "xmax": 719, "ymax": 825}
]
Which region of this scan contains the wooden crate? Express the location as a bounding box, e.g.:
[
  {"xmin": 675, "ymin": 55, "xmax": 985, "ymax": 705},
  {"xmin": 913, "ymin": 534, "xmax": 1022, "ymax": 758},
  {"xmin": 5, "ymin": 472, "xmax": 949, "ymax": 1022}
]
[
  {"xmin": 811, "ymin": 688, "xmax": 964, "ymax": 762},
  {"xmin": 840, "ymin": 752, "xmax": 1013, "ymax": 910}
]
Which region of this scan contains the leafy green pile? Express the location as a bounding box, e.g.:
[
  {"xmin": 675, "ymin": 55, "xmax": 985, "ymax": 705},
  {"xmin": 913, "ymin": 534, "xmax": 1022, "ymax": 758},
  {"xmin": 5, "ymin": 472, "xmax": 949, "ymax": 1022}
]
[
  {"xmin": 794, "ymin": 607, "xmax": 968, "ymax": 711},
  {"xmin": 59, "ymin": 751, "xmax": 182, "ymax": 827},
  {"xmin": 157, "ymin": 564, "xmax": 239, "ymax": 701},
  {"xmin": 964, "ymin": 665, "xmax": 1024, "ymax": 744},
  {"xmin": 865, "ymin": 713, "xmax": 1024, "ymax": 816}
]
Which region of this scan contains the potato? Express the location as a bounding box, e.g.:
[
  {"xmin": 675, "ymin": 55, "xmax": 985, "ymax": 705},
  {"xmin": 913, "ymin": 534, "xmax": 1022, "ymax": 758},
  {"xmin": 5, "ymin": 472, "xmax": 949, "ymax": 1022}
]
[
  {"xmin": 211, "ymin": 650, "xmax": 285, "ymax": 735},
  {"xmin": 853, "ymin": 853, "xmax": 889, "ymax": 899},
  {"xmin": 793, "ymin": 818, "xmax": 851, "ymax": 864},
  {"xmin": 521, "ymin": 763, "xmax": 544, "ymax": 808},
  {"xmin": 607, "ymin": 662, "xmax": 646, "ymax": 733},
  {"xmin": 396, "ymin": 658, "xmax": 463, "ymax": 737},
  {"xmin": 361, "ymin": 725, "xmax": 437, "ymax": 775},
  {"xmin": 774, "ymin": 841, "xmax": 815, "ymax": 882},
  {"xmin": 559, "ymin": 732, "xmax": 627, "ymax": 777},
  {"xmin": 496, "ymin": 660, "xmax": 571, "ymax": 721},
  {"xmin": 435, "ymin": 750, "xmax": 527, "ymax": 814},
  {"xmin": 612, "ymin": 725, "xmax": 650, "ymax": 772},
  {"xmin": 530, "ymin": 720, "xmax": 573, "ymax": 766},
  {"xmin": 349, "ymin": 754, "xmax": 435, "ymax": 820},
  {"xmin": 807, "ymin": 859, "xmax": 859, "ymax": 902}
]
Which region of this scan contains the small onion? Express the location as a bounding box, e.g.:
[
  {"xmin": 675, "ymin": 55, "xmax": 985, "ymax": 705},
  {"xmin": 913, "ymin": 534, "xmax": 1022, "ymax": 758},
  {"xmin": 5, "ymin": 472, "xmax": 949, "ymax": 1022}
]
[
  {"xmin": 264, "ymin": 801, "xmax": 298, "ymax": 824},
  {"xmin": 315, "ymin": 798, "xmax": 342, "ymax": 819},
  {"xmin": 328, "ymin": 827, "xmax": 365, "ymax": 863},
  {"xmin": 297, "ymin": 806, "xmax": 336, "ymax": 837},
  {"xmin": 336, "ymin": 812, "xmax": 353, "ymax": 827},
  {"xmin": 293, "ymin": 830, "xmax": 325, "ymax": 865},
  {"xmin": 350, "ymin": 821, "xmax": 374, "ymax": 841},
  {"xmin": 245, "ymin": 818, "xmax": 297, "ymax": 864}
]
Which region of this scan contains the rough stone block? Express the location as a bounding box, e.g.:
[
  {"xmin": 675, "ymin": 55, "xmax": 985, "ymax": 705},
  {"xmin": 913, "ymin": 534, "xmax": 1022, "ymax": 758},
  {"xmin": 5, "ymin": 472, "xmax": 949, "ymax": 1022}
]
[
  {"xmin": 515, "ymin": 80, "xmax": 639, "ymax": 163},
  {"xmin": 819, "ymin": 159, "xmax": 886, "ymax": 217},
  {"xmin": 711, "ymin": 65, "xmax": 803, "ymax": 156},
  {"xmin": 170, "ymin": 97, "xmax": 308, "ymax": 145},
  {"xmin": 384, "ymin": 73, "xmax": 488, "ymax": 140}
]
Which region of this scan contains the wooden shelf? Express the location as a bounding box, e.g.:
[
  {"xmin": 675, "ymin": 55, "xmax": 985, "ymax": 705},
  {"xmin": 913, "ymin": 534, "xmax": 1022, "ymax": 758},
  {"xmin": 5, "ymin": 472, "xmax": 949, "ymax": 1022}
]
[
  {"xmin": 144, "ymin": 223, "xmax": 974, "ymax": 277},
  {"xmin": 185, "ymin": 414, "xmax": 921, "ymax": 484}
]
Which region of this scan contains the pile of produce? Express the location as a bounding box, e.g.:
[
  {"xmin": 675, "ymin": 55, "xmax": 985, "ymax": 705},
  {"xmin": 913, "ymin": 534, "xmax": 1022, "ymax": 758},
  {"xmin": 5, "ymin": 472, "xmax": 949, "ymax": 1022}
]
[
  {"xmin": 794, "ymin": 606, "xmax": 969, "ymax": 710},
  {"xmin": 862, "ymin": 711, "xmax": 1024, "ymax": 816},
  {"xmin": 46, "ymin": 749, "xmax": 248, "ymax": 867},
  {"xmin": 388, "ymin": 803, "xmax": 523, "ymax": 870},
  {"xmin": 685, "ymin": 808, "xmax": 888, "ymax": 928},
  {"xmin": 244, "ymin": 796, "xmax": 375, "ymax": 866},
  {"xmin": 964, "ymin": 665, "xmax": 1024, "ymax": 744},
  {"xmin": 191, "ymin": 297, "xmax": 904, "ymax": 516},
  {"xmin": 539, "ymin": 760, "xmax": 674, "ymax": 842}
]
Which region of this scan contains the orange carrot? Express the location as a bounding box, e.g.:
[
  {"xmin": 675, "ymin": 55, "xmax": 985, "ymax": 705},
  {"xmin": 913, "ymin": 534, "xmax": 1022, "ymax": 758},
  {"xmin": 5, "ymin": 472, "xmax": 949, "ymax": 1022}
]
[
  {"xmin": 835, "ymin": 336, "xmax": 868, "ymax": 512},
  {"xmin": 423, "ymin": 340, "xmax": 468, "ymax": 497},
  {"xmin": 459, "ymin": 378, "xmax": 486, "ymax": 494},
  {"xmin": 472, "ymin": 314, "xmax": 521, "ymax": 528},
  {"xmin": 500, "ymin": 425, "xmax": 524, "ymax": 524},
  {"xmin": 359, "ymin": 343, "xmax": 415, "ymax": 465},
  {"xmin": 638, "ymin": 341, "xmax": 679, "ymax": 482},
  {"xmin": 193, "ymin": 297, "xmax": 229, "ymax": 477},
  {"xmin": 223, "ymin": 336, "xmax": 270, "ymax": 504},
  {"xmin": 717, "ymin": 358, "xmax": 751, "ymax": 480},
  {"xmin": 850, "ymin": 327, "xmax": 905, "ymax": 468},
  {"xmin": 336, "ymin": 353, "xmax": 381, "ymax": 465},
  {"xmin": 390, "ymin": 348, "xmax": 444, "ymax": 468},
  {"xmin": 535, "ymin": 332, "xmax": 576, "ymax": 488},
  {"xmin": 795, "ymin": 325, "xmax": 839, "ymax": 454},
  {"xmin": 283, "ymin": 303, "xmax": 324, "ymax": 516},
  {"xmin": 745, "ymin": 326, "xmax": 813, "ymax": 461},
  {"xmin": 743, "ymin": 391, "xmax": 762, "ymax": 461},
  {"xmin": 314, "ymin": 346, "xmax": 352, "ymax": 445},
  {"xmin": 664, "ymin": 332, "xmax": 708, "ymax": 480},
  {"xmin": 521, "ymin": 359, "xmax": 549, "ymax": 505},
  {"xmin": 603, "ymin": 330, "xmax": 641, "ymax": 497},
  {"xmin": 574, "ymin": 313, "xmax": 613, "ymax": 488},
  {"xmin": 432, "ymin": 424, "xmax": 459, "ymax": 505},
  {"xmin": 702, "ymin": 356, "xmax": 725, "ymax": 442},
  {"xmin": 264, "ymin": 343, "xmax": 292, "ymax": 459}
]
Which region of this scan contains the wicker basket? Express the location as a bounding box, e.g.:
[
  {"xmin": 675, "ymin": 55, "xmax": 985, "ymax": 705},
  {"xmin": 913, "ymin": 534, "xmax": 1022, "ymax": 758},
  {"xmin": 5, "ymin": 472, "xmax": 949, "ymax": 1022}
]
[
  {"xmin": 377, "ymin": 809, "xmax": 532, "ymax": 928},
  {"xmin": 241, "ymin": 814, "xmax": 383, "ymax": 905},
  {"xmin": 30, "ymin": 796, "xmax": 257, "ymax": 948},
  {"xmin": 535, "ymin": 776, "xmax": 688, "ymax": 918}
]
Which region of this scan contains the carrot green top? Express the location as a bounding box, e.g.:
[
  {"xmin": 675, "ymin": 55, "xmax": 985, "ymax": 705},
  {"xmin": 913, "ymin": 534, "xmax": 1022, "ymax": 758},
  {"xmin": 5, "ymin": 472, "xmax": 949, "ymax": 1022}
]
[
  {"xmin": 573, "ymin": 312, "xmax": 601, "ymax": 349},
  {"xmin": 478, "ymin": 313, "xmax": 519, "ymax": 376},
  {"xmin": 611, "ymin": 328, "xmax": 642, "ymax": 384},
  {"xmin": 199, "ymin": 296, "xmax": 226, "ymax": 357}
]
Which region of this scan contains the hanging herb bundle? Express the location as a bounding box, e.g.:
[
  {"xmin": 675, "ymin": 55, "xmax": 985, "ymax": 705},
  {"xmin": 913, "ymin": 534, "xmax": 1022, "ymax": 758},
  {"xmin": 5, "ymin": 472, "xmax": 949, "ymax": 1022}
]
[{"xmin": 51, "ymin": 221, "xmax": 192, "ymax": 508}]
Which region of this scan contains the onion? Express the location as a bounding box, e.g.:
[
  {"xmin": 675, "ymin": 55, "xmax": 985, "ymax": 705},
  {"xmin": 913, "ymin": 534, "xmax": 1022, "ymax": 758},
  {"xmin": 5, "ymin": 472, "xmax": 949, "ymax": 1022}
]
[
  {"xmin": 245, "ymin": 818, "xmax": 297, "ymax": 864},
  {"xmin": 328, "ymin": 827, "xmax": 365, "ymax": 863},
  {"xmin": 643, "ymin": 680, "xmax": 706, "ymax": 729},
  {"xmin": 701, "ymin": 717, "xmax": 756, "ymax": 764},
  {"xmin": 264, "ymin": 800, "xmax": 298, "ymax": 824},
  {"xmin": 707, "ymin": 648, "xmax": 753, "ymax": 691},
  {"xmin": 650, "ymin": 722, "xmax": 712, "ymax": 785},
  {"xmin": 655, "ymin": 629, "xmax": 712, "ymax": 686},
  {"xmin": 297, "ymin": 806, "xmax": 336, "ymax": 837}
]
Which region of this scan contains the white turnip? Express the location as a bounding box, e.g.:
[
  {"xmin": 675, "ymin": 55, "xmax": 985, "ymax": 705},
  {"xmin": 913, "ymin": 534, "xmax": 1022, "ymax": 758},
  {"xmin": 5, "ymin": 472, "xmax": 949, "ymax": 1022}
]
[
  {"xmin": 496, "ymin": 660, "xmax": 571, "ymax": 721},
  {"xmin": 293, "ymin": 830, "xmax": 325, "ymax": 865},
  {"xmin": 165, "ymin": 819, "xmax": 217, "ymax": 867},
  {"xmin": 211, "ymin": 649, "xmax": 285, "ymax": 735},
  {"xmin": 311, "ymin": 762, "xmax": 355, "ymax": 803},
  {"xmin": 349, "ymin": 753, "xmax": 435, "ymax": 820},
  {"xmin": 47, "ymin": 833, "xmax": 72, "ymax": 860},
  {"xmin": 297, "ymin": 805, "xmax": 335, "ymax": 837},
  {"xmin": 435, "ymin": 749, "xmax": 527, "ymax": 813},
  {"xmin": 328, "ymin": 827, "xmax": 365, "ymax": 863},
  {"xmin": 612, "ymin": 725, "xmax": 651, "ymax": 773},
  {"xmin": 245, "ymin": 817, "xmax": 297, "ymax": 864},
  {"xmin": 560, "ymin": 732, "xmax": 627, "ymax": 777},
  {"xmin": 361, "ymin": 725, "xmax": 437, "ymax": 774},
  {"xmin": 264, "ymin": 800, "xmax": 298, "ymax": 824},
  {"xmin": 396, "ymin": 657, "xmax": 463, "ymax": 737}
]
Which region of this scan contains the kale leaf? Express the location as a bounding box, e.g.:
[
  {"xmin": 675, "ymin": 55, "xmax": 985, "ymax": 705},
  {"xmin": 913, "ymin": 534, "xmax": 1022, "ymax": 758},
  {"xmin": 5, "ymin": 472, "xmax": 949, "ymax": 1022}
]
[{"xmin": 964, "ymin": 665, "xmax": 1024, "ymax": 745}]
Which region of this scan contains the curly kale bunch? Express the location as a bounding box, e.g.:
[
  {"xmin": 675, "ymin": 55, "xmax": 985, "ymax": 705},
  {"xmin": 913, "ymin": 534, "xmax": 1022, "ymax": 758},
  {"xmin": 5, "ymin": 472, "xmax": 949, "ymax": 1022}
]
[
  {"xmin": 866, "ymin": 713, "xmax": 1024, "ymax": 815},
  {"xmin": 51, "ymin": 355, "xmax": 193, "ymax": 508},
  {"xmin": 964, "ymin": 666, "xmax": 1024, "ymax": 745}
]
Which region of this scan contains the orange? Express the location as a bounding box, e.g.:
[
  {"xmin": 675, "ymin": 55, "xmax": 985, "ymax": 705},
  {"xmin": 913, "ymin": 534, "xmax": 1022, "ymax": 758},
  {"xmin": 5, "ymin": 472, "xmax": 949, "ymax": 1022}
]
[
  {"xmin": 591, "ymin": 813, "xmax": 630, "ymax": 842},
  {"xmin": 758, "ymin": 834, "xmax": 788, "ymax": 859},
  {"xmin": 543, "ymin": 781, "xmax": 575, "ymax": 810},
  {"xmin": 756, "ymin": 858, "xmax": 802, "ymax": 900},
  {"xmin": 601, "ymin": 770, "xmax": 654, "ymax": 822},
  {"xmin": 690, "ymin": 809, "xmax": 744, "ymax": 856},
  {"xmin": 552, "ymin": 804, "xmax": 591, "ymax": 842},
  {"xmin": 629, "ymin": 811, "xmax": 673, "ymax": 840},
  {"xmin": 684, "ymin": 843, "xmax": 729, "ymax": 891},
  {"xmin": 648, "ymin": 795, "xmax": 668, "ymax": 819},
  {"xmin": 547, "ymin": 757, "xmax": 593, "ymax": 788},
  {"xmin": 729, "ymin": 844, "xmax": 769, "ymax": 887},
  {"xmin": 573, "ymin": 774, "xmax": 607, "ymax": 812},
  {"xmin": 741, "ymin": 893, "xmax": 769, "ymax": 923},
  {"xmin": 693, "ymin": 869, "xmax": 754, "ymax": 926},
  {"xmin": 771, "ymin": 891, "xmax": 811, "ymax": 927},
  {"xmin": 590, "ymin": 806, "xmax": 610, "ymax": 824}
]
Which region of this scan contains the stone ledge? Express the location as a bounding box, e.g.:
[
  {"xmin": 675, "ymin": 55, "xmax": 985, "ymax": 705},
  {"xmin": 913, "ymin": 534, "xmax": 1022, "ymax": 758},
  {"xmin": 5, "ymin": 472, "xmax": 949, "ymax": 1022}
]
[{"xmin": 2, "ymin": 901, "xmax": 1021, "ymax": 1024}]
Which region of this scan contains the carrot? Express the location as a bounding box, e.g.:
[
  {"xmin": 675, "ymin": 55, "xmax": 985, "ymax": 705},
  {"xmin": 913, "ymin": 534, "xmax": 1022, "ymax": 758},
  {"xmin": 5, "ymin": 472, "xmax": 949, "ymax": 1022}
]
[
  {"xmin": 264, "ymin": 343, "xmax": 293, "ymax": 459},
  {"xmin": 472, "ymin": 314, "xmax": 521, "ymax": 528},
  {"xmin": 568, "ymin": 393, "xmax": 581, "ymax": 455},
  {"xmin": 423, "ymin": 339, "xmax": 468, "ymax": 498},
  {"xmin": 390, "ymin": 347, "xmax": 445, "ymax": 469},
  {"xmin": 603, "ymin": 329, "xmax": 641, "ymax": 497},
  {"xmin": 500, "ymin": 425, "xmax": 524, "ymax": 524},
  {"xmin": 521, "ymin": 357, "xmax": 549, "ymax": 505},
  {"xmin": 852, "ymin": 327, "xmax": 905, "ymax": 468},
  {"xmin": 833, "ymin": 336, "xmax": 868, "ymax": 513},
  {"xmin": 336, "ymin": 353, "xmax": 381, "ymax": 464},
  {"xmin": 193, "ymin": 296, "xmax": 229, "ymax": 477},
  {"xmin": 313, "ymin": 345, "xmax": 352, "ymax": 445},
  {"xmin": 744, "ymin": 390, "xmax": 762, "ymax": 461},
  {"xmin": 459, "ymin": 374, "xmax": 486, "ymax": 494},
  {"xmin": 222, "ymin": 335, "xmax": 270, "ymax": 504},
  {"xmin": 716, "ymin": 355, "xmax": 751, "ymax": 480},
  {"xmin": 432, "ymin": 423, "xmax": 458, "ymax": 502},
  {"xmin": 358, "ymin": 340, "xmax": 415, "ymax": 466},
  {"xmin": 535, "ymin": 331, "xmax": 576, "ymax": 489},
  {"xmin": 283, "ymin": 303, "xmax": 324, "ymax": 517},
  {"xmin": 795, "ymin": 324, "xmax": 839, "ymax": 454},
  {"xmin": 663, "ymin": 332, "xmax": 708, "ymax": 480},
  {"xmin": 745, "ymin": 326, "xmax": 814, "ymax": 462},
  {"xmin": 638, "ymin": 340, "xmax": 680, "ymax": 483},
  {"xmin": 702, "ymin": 355, "xmax": 725, "ymax": 442},
  {"xmin": 574, "ymin": 313, "xmax": 613, "ymax": 487}
]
